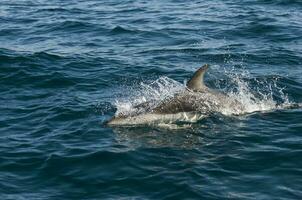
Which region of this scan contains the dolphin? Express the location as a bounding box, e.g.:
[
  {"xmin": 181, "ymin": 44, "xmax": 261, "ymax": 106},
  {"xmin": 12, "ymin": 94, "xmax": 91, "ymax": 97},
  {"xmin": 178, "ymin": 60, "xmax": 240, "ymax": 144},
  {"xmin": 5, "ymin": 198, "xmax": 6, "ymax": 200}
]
[{"xmin": 107, "ymin": 64, "xmax": 245, "ymax": 126}]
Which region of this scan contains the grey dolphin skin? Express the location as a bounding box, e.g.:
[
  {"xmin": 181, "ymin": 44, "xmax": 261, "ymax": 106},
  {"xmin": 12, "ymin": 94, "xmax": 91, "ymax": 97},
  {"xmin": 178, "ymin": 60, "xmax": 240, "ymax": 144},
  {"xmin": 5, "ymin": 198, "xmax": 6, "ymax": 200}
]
[{"xmin": 107, "ymin": 64, "xmax": 244, "ymax": 125}]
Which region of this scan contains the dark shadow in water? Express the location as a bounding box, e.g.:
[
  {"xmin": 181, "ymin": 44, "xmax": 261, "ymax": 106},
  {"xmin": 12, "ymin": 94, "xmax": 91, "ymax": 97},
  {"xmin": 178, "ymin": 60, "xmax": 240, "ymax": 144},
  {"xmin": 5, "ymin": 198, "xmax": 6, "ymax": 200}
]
[
  {"xmin": 109, "ymin": 114, "xmax": 248, "ymax": 150},
  {"xmin": 112, "ymin": 125, "xmax": 203, "ymax": 150}
]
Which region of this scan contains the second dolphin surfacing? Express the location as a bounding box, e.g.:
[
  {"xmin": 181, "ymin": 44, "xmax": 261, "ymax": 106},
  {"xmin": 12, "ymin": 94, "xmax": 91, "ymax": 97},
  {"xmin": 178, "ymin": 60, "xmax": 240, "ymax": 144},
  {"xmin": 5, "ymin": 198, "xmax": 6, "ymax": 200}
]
[{"xmin": 107, "ymin": 64, "xmax": 245, "ymax": 126}]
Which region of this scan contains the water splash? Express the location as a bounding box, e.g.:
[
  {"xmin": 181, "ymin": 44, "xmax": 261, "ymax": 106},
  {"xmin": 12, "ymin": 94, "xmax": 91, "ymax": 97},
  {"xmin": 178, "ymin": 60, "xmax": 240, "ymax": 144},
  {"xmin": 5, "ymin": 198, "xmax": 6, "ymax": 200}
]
[
  {"xmin": 221, "ymin": 67, "xmax": 292, "ymax": 114},
  {"xmin": 113, "ymin": 67, "xmax": 298, "ymax": 119},
  {"xmin": 114, "ymin": 76, "xmax": 184, "ymax": 116}
]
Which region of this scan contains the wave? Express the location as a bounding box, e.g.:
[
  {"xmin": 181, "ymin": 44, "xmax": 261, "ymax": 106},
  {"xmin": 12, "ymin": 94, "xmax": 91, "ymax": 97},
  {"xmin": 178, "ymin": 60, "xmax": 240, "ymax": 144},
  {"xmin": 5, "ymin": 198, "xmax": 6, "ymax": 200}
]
[
  {"xmin": 255, "ymin": 0, "xmax": 302, "ymax": 6},
  {"xmin": 110, "ymin": 26, "xmax": 137, "ymax": 34},
  {"xmin": 36, "ymin": 7, "xmax": 85, "ymax": 14},
  {"xmin": 33, "ymin": 20, "xmax": 103, "ymax": 35},
  {"xmin": 0, "ymin": 48, "xmax": 64, "ymax": 60}
]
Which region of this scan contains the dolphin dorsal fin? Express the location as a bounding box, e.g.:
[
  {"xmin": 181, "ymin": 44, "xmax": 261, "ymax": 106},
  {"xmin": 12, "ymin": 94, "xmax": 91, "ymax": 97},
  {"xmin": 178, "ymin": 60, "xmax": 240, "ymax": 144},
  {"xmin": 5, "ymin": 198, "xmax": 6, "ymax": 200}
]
[{"xmin": 186, "ymin": 64, "xmax": 209, "ymax": 91}]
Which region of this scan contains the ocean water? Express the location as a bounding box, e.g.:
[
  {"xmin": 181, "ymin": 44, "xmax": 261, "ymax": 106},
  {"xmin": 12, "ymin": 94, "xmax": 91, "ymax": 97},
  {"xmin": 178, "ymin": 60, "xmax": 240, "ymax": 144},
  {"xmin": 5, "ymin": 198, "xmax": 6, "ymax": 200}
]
[{"xmin": 1, "ymin": 0, "xmax": 302, "ymax": 199}]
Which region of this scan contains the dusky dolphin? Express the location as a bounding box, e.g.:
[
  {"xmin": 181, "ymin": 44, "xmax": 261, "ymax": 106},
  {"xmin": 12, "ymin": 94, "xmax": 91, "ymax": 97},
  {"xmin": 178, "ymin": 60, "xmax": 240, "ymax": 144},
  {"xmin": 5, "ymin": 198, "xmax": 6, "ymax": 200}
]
[{"xmin": 107, "ymin": 64, "xmax": 244, "ymax": 126}]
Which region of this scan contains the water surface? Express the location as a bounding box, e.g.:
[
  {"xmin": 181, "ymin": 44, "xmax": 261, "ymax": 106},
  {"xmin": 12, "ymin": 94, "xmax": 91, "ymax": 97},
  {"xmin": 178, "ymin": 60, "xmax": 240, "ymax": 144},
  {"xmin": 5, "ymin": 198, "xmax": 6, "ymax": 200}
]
[{"xmin": 1, "ymin": 0, "xmax": 302, "ymax": 199}]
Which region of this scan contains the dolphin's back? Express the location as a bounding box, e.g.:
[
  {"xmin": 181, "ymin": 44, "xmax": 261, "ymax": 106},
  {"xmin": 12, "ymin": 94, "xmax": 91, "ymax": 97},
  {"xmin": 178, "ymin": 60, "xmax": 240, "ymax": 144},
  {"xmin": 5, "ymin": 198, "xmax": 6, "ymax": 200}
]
[{"xmin": 152, "ymin": 93, "xmax": 198, "ymax": 114}]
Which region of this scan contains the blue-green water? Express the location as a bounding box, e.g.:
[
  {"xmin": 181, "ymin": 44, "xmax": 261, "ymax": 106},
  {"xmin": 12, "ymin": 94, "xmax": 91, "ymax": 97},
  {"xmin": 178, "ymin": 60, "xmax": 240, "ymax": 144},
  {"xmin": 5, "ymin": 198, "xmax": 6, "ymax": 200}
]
[{"xmin": 1, "ymin": 0, "xmax": 302, "ymax": 199}]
